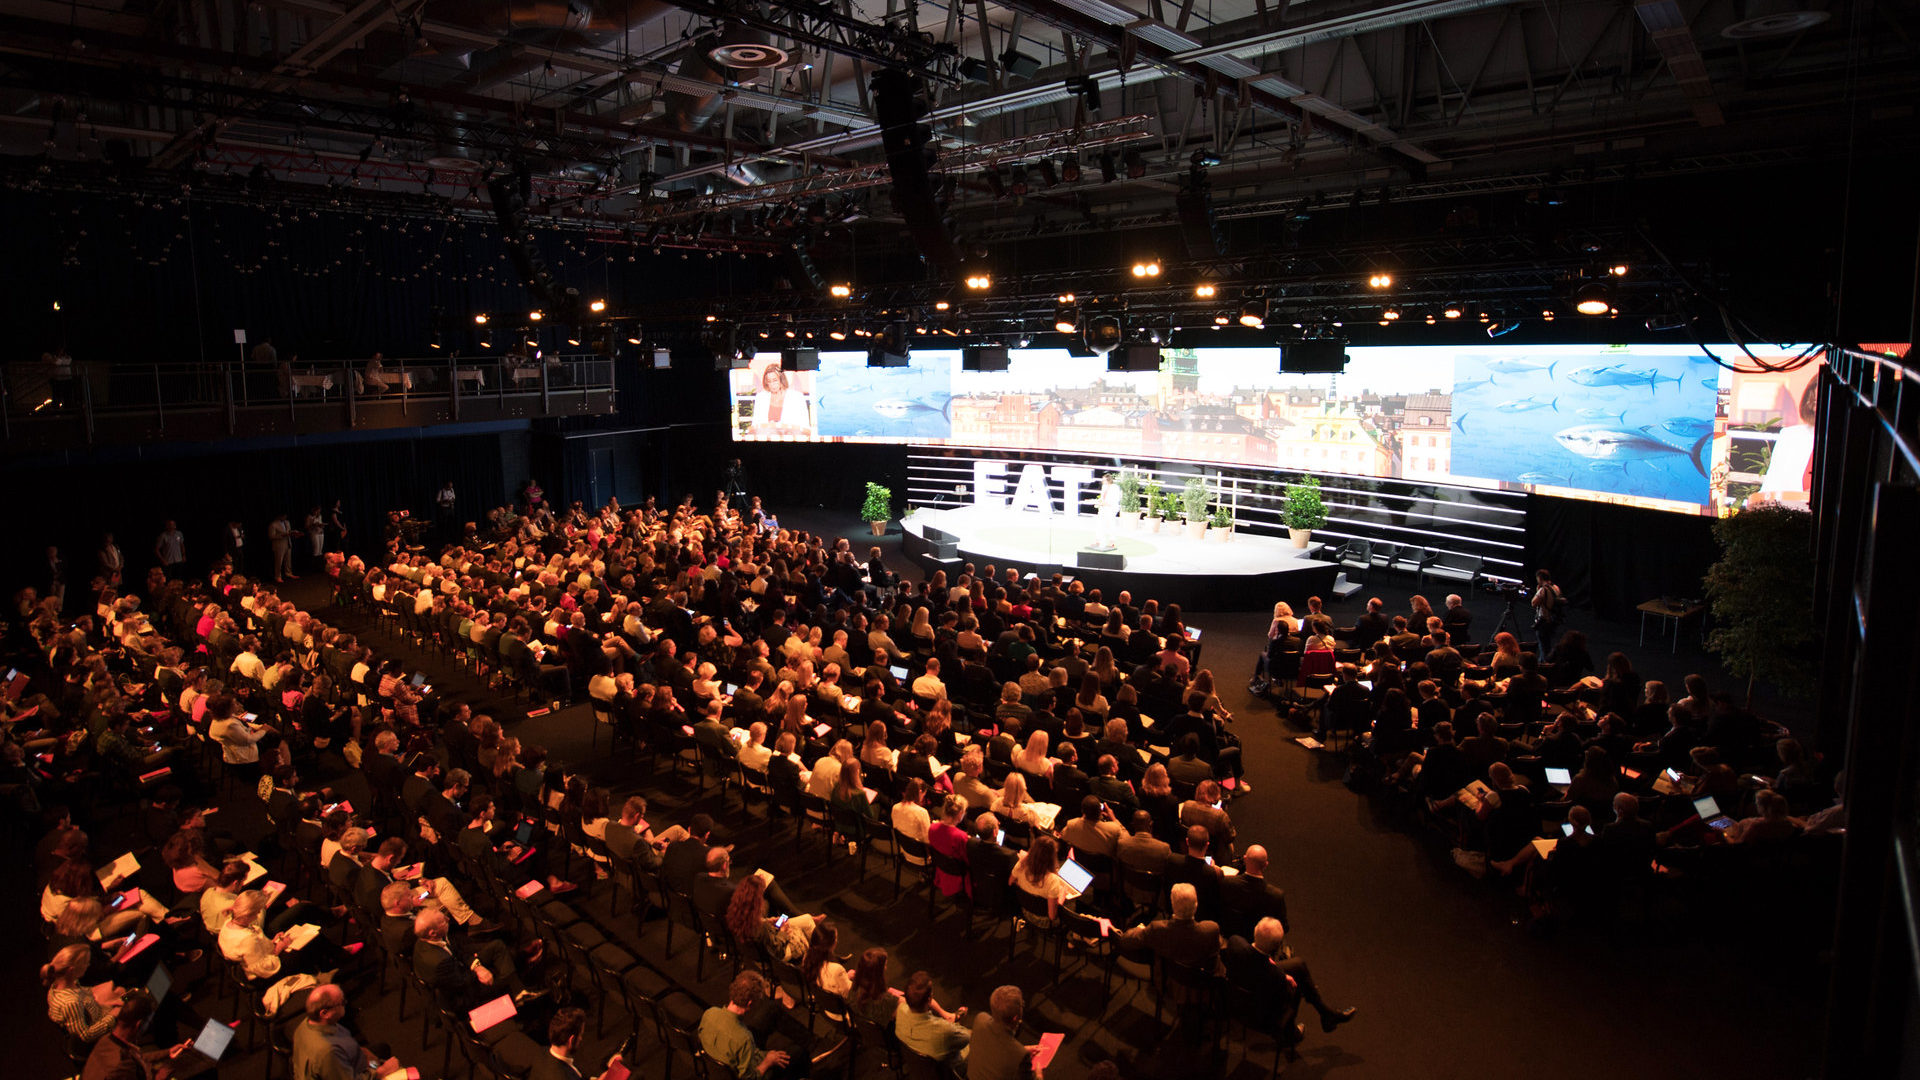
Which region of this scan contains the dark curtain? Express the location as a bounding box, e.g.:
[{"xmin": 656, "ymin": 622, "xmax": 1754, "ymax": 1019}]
[
  {"xmin": 1526, "ymin": 495, "xmax": 1718, "ymax": 621},
  {"xmin": 4, "ymin": 425, "xmax": 522, "ymax": 592}
]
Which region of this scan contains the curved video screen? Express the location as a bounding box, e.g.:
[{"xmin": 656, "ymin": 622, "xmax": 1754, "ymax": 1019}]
[{"xmin": 727, "ymin": 343, "xmax": 1820, "ymax": 516}]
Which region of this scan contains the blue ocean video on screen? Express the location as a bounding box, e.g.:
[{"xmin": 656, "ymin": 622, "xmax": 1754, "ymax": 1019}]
[
  {"xmin": 814, "ymin": 351, "xmax": 955, "ymax": 439},
  {"xmin": 1449, "ymin": 349, "xmax": 1716, "ymax": 505}
]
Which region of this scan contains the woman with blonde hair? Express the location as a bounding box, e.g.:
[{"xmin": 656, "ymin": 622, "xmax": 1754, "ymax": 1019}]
[
  {"xmin": 1012, "ymin": 730, "xmax": 1054, "ymax": 781},
  {"xmin": 43, "ymin": 944, "xmax": 120, "ymax": 1043}
]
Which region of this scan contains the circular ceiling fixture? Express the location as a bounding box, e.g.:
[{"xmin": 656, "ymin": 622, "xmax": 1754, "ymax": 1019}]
[
  {"xmin": 1722, "ymin": 4, "xmax": 1829, "ymax": 39},
  {"xmin": 708, "ymin": 25, "xmax": 791, "ymax": 70}
]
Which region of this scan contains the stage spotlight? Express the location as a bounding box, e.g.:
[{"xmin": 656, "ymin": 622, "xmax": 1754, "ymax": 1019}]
[
  {"xmin": 1035, "ymin": 161, "xmax": 1058, "ymax": 188},
  {"xmin": 1382, "ymin": 306, "xmax": 1401, "ymax": 321},
  {"xmin": 1130, "ymin": 259, "xmax": 1161, "ymax": 278},
  {"xmin": 985, "ymin": 166, "xmax": 1007, "ymax": 199},
  {"xmin": 1478, "ymin": 311, "xmax": 1491, "ymax": 323},
  {"xmin": 479, "ymin": 328, "xmax": 493, "ymax": 348},
  {"xmin": 567, "ymin": 328, "xmax": 583, "ymax": 346},
  {"xmin": 1239, "ymin": 297, "xmax": 1267, "ymax": 329},
  {"xmin": 964, "ymin": 273, "xmax": 992, "ymax": 290},
  {"xmin": 1213, "ymin": 315, "xmax": 1230, "ymax": 326},
  {"xmin": 1609, "ymin": 263, "xmax": 1629, "ymax": 277},
  {"xmin": 627, "ymin": 331, "xmax": 643, "ymax": 345},
  {"xmin": 1054, "ymin": 295, "xmax": 1081, "ymax": 335},
  {"xmin": 934, "ymin": 300, "xmax": 951, "ymax": 312},
  {"xmin": 1366, "ymin": 272, "xmax": 1393, "ymax": 289},
  {"xmin": 1008, "ymin": 167, "xmax": 1030, "ymax": 197},
  {"xmin": 1541, "ymin": 308, "xmax": 1556, "ymax": 322},
  {"xmin": 529, "ymin": 310, "xmax": 543, "ymax": 321},
  {"xmin": 473, "ymin": 313, "xmax": 490, "ymax": 325},
  {"xmin": 1084, "ymin": 313, "xmax": 1124, "ymax": 355},
  {"xmin": 830, "ymin": 283, "xmax": 852, "ymax": 298},
  {"xmin": 1098, "ymin": 151, "xmax": 1117, "ymax": 183},
  {"xmin": 430, "ymin": 332, "xmax": 443, "ymax": 350},
  {"xmin": 1442, "ymin": 303, "xmax": 1464, "ymax": 319},
  {"xmin": 1574, "ymin": 282, "xmax": 1611, "ymax": 315},
  {"xmin": 1194, "ymin": 283, "xmax": 1217, "ymax": 299},
  {"xmin": 1123, "ymin": 150, "xmax": 1147, "ymax": 179},
  {"xmin": 1060, "ymin": 156, "xmax": 1081, "ymax": 183},
  {"xmin": 589, "ymin": 299, "xmax": 607, "ymax": 313},
  {"xmin": 705, "ymin": 314, "xmax": 718, "ymax": 322},
  {"xmin": 1424, "ymin": 314, "xmax": 1436, "ymax": 325}
]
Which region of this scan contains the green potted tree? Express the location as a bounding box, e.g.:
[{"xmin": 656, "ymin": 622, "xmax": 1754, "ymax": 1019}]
[
  {"xmin": 1282, "ymin": 476, "xmax": 1328, "ymax": 548},
  {"xmin": 1182, "ymin": 477, "xmax": 1210, "ymax": 540},
  {"xmin": 861, "ymin": 481, "xmax": 893, "ymax": 536},
  {"xmin": 1142, "ymin": 479, "xmax": 1165, "ymax": 533},
  {"xmin": 1207, "ymin": 504, "xmax": 1234, "ymax": 542},
  {"xmin": 1117, "ymin": 471, "xmax": 1143, "ymax": 529},
  {"xmin": 1704, "ymin": 504, "xmax": 1815, "ymax": 704}
]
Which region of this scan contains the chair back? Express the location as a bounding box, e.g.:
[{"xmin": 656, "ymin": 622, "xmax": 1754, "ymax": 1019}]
[{"xmin": 895, "ymin": 828, "xmax": 933, "ymax": 868}]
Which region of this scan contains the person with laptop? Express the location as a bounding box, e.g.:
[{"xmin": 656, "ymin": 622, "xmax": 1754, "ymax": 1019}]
[
  {"xmin": 1726, "ymin": 789, "xmax": 1806, "ymax": 844},
  {"xmin": 290, "ymin": 983, "xmax": 402, "ymax": 1080},
  {"xmin": 81, "ymin": 990, "xmax": 186, "ymax": 1080}
]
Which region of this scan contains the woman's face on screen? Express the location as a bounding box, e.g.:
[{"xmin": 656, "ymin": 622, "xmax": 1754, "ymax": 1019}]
[{"xmin": 761, "ymin": 365, "xmax": 788, "ymax": 392}]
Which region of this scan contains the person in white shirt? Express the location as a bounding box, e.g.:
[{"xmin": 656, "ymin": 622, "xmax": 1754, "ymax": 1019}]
[
  {"xmin": 911, "ymin": 658, "xmax": 947, "ymax": 701},
  {"xmin": 806, "ymin": 740, "xmax": 853, "ymax": 800},
  {"xmin": 891, "ymin": 778, "xmax": 932, "ymax": 843},
  {"xmin": 230, "ymin": 640, "xmax": 266, "ymax": 685},
  {"xmin": 736, "ymin": 722, "xmax": 774, "ymax": 773},
  {"xmin": 208, "ymin": 698, "xmax": 275, "ymax": 766}
]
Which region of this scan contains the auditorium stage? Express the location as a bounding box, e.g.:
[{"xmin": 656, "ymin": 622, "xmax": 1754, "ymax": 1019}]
[{"xmin": 899, "ymin": 505, "xmax": 1339, "ymax": 612}]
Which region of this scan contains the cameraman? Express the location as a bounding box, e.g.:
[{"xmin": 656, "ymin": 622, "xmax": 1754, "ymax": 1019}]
[{"xmin": 1530, "ymin": 570, "xmax": 1564, "ymax": 648}]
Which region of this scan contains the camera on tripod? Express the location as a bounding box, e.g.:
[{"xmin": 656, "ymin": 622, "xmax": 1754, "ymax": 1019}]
[{"xmin": 1480, "ymin": 578, "xmax": 1527, "ymax": 597}]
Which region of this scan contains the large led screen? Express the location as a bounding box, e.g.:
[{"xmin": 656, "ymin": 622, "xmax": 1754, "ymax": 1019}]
[{"xmin": 727, "ymin": 343, "xmax": 1820, "ymax": 516}]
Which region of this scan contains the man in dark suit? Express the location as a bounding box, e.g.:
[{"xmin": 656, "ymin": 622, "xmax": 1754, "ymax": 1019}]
[
  {"xmin": 1222, "ymin": 918, "xmax": 1356, "ymax": 1036},
  {"xmin": 1441, "ymin": 594, "xmax": 1473, "ymax": 641},
  {"xmin": 1349, "ymin": 598, "xmax": 1391, "ymax": 647},
  {"xmin": 327, "ymin": 827, "xmax": 369, "ymax": 895},
  {"xmin": 1386, "ymin": 615, "xmax": 1423, "ymax": 658},
  {"xmin": 1115, "ymin": 811, "xmax": 1173, "ymax": 873},
  {"xmin": 378, "ymin": 880, "xmax": 423, "ymax": 959},
  {"xmin": 1093, "ymin": 718, "xmax": 1145, "ymax": 782},
  {"xmin": 691, "ymin": 847, "xmax": 740, "ymax": 922},
  {"xmin": 1120, "ymin": 882, "xmax": 1224, "ymax": 973},
  {"xmin": 1089, "ymin": 754, "xmax": 1139, "ymax": 811},
  {"xmin": 660, "ymin": 814, "xmax": 717, "ymax": 892},
  {"xmin": 1218, "ymin": 844, "xmax": 1290, "ymax": 940},
  {"xmin": 965, "ymin": 814, "xmax": 1019, "ymax": 913},
  {"xmin": 412, "ymin": 907, "xmax": 526, "ymax": 1012},
  {"xmin": 528, "ymin": 1007, "xmax": 605, "ymax": 1080},
  {"xmin": 81, "ymin": 989, "xmax": 169, "ymax": 1080},
  {"xmin": 364, "ymin": 733, "xmax": 405, "ymax": 794},
  {"xmin": 966, "ymin": 985, "xmax": 1037, "ymax": 1080},
  {"xmin": 1164, "ymin": 825, "xmax": 1223, "ymax": 921}
]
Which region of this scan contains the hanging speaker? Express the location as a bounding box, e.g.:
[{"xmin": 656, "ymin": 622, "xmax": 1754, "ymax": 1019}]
[
  {"xmin": 963, "ymin": 345, "xmax": 1010, "ymax": 371},
  {"xmin": 781, "ymin": 348, "xmax": 819, "ymax": 371}
]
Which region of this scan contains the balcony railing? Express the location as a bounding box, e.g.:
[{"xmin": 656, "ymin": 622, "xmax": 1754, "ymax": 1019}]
[{"xmin": 2, "ymin": 355, "xmax": 616, "ymax": 450}]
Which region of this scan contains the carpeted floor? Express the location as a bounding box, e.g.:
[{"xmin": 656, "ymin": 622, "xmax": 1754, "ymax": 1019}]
[{"xmin": 3, "ymin": 510, "xmax": 1826, "ymax": 1080}]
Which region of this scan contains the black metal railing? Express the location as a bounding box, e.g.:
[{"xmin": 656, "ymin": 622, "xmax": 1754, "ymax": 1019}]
[{"xmin": 1, "ymin": 354, "xmax": 616, "ymax": 441}]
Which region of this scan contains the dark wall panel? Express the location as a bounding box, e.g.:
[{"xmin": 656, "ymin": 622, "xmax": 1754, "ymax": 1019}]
[{"xmin": 3, "ymin": 425, "xmax": 525, "ymax": 592}]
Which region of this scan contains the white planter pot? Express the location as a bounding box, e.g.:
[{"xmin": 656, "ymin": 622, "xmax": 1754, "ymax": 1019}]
[
  {"xmin": 1208, "ymin": 526, "xmax": 1232, "ymax": 543},
  {"xmin": 1184, "ymin": 520, "xmax": 1207, "ymax": 540},
  {"xmin": 1289, "ymin": 528, "xmax": 1312, "ymax": 548}
]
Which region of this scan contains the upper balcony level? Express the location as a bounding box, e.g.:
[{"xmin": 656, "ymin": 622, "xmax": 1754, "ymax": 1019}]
[{"xmin": 2, "ymin": 355, "xmax": 616, "ymax": 456}]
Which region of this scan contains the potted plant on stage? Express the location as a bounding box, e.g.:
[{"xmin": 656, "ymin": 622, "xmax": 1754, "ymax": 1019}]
[
  {"xmin": 1182, "ymin": 477, "xmax": 1210, "ymax": 540},
  {"xmin": 1282, "ymin": 475, "xmax": 1328, "ymax": 548},
  {"xmin": 1143, "ymin": 479, "xmax": 1164, "ymax": 533},
  {"xmin": 1208, "ymin": 504, "xmax": 1234, "ymax": 543},
  {"xmin": 1118, "ymin": 471, "xmax": 1143, "ymax": 530},
  {"xmin": 862, "ymin": 481, "xmax": 893, "ymax": 536}
]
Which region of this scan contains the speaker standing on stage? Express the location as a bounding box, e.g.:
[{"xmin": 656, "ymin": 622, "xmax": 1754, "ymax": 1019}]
[{"xmin": 1092, "ymin": 474, "xmax": 1121, "ymax": 551}]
